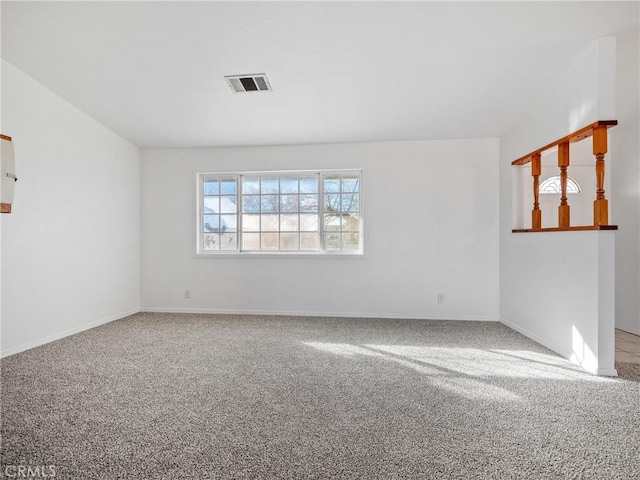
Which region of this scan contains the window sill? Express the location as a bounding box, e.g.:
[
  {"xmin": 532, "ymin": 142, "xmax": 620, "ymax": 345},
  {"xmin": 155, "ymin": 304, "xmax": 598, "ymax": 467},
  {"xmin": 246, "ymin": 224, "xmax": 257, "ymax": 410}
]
[{"xmin": 194, "ymin": 251, "xmax": 365, "ymax": 259}]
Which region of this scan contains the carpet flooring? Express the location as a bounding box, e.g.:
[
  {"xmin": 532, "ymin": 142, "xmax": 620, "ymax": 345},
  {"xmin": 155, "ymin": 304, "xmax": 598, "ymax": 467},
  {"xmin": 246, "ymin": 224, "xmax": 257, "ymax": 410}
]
[{"xmin": 2, "ymin": 313, "xmax": 639, "ymax": 479}]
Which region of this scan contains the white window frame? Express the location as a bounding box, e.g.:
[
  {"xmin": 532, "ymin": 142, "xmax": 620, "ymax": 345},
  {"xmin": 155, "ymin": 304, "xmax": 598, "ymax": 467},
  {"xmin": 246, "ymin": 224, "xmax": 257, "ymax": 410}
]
[{"xmin": 196, "ymin": 169, "xmax": 363, "ymax": 257}]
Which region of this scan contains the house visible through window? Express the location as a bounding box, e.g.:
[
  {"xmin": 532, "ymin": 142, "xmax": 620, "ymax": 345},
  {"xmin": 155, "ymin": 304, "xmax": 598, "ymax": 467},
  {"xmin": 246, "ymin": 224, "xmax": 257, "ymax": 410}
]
[
  {"xmin": 539, "ymin": 175, "xmax": 581, "ymax": 194},
  {"xmin": 198, "ymin": 170, "xmax": 361, "ymax": 254}
]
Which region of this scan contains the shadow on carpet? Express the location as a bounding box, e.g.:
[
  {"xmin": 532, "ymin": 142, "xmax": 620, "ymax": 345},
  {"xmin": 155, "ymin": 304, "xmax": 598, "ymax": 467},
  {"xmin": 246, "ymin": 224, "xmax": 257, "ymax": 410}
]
[{"xmin": 3, "ymin": 313, "xmax": 640, "ymax": 479}]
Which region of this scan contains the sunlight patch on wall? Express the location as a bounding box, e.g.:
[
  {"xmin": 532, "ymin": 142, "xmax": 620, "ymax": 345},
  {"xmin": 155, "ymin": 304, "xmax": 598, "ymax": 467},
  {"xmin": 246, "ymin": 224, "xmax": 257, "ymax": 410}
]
[
  {"xmin": 571, "ymin": 325, "xmax": 598, "ymax": 374},
  {"xmin": 569, "ymin": 99, "xmax": 594, "ymax": 132}
]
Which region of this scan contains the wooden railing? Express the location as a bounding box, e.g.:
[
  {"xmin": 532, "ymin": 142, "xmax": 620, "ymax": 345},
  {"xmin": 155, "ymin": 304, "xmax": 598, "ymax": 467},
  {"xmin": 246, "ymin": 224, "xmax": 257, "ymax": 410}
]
[
  {"xmin": 512, "ymin": 120, "xmax": 618, "ymax": 233},
  {"xmin": 1, "ymin": 134, "xmax": 14, "ymax": 213}
]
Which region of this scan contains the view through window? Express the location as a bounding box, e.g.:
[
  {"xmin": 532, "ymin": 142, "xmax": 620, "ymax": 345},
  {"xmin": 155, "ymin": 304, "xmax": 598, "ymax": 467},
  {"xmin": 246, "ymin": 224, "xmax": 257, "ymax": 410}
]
[{"xmin": 198, "ymin": 170, "xmax": 361, "ymax": 254}]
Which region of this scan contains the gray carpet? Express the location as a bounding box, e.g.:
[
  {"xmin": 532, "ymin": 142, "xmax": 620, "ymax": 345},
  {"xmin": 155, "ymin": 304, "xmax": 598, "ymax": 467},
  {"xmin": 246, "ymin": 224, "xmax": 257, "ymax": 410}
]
[{"xmin": 2, "ymin": 313, "xmax": 639, "ymax": 479}]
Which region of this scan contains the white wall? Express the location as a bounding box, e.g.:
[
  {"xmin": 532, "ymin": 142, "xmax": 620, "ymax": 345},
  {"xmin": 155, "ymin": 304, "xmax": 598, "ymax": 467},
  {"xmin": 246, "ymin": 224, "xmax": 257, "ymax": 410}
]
[
  {"xmin": 500, "ymin": 231, "xmax": 615, "ymax": 375},
  {"xmin": 141, "ymin": 138, "xmax": 499, "ymax": 321},
  {"xmin": 610, "ymin": 24, "xmax": 640, "ymax": 335},
  {"xmin": 0, "ymin": 18, "xmax": 4, "ymax": 353},
  {"xmin": 1, "ymin": 61, "xmax": 141, "ymax": 356},
  {"xmin": 500, "ymin": 37, "xmax": 620, "ymax": 375}
]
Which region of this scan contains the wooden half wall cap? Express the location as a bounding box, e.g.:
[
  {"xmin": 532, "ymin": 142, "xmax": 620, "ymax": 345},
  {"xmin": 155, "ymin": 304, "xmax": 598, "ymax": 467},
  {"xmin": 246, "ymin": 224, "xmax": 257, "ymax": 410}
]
[{"xmin": 511, "ymin": 120, "xmax": 617, "ymax": 166}]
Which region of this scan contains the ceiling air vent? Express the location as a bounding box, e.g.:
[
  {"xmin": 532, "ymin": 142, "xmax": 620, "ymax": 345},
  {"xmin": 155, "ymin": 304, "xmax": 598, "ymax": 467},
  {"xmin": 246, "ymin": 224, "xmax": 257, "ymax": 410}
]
[{"xmin": 225, "ymin": 74, "xmax": 272, "ymax": 93}]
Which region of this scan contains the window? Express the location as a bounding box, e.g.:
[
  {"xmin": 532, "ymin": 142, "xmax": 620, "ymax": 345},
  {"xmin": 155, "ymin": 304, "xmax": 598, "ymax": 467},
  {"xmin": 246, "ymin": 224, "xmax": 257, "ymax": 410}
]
[
  {"xmin": 539, "ymin": 175, "xmax": 581, "ymax": 194},
  {"xmin": 198, "ymin": 170, "xmax": 361, "ymax": 254}
]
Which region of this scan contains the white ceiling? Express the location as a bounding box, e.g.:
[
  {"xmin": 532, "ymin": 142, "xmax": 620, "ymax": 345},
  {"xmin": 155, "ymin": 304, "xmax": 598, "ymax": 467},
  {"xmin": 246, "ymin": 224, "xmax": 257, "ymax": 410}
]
[{"xmin": 2, "ymin": 1, "xmax": 638, "ymax": 149}]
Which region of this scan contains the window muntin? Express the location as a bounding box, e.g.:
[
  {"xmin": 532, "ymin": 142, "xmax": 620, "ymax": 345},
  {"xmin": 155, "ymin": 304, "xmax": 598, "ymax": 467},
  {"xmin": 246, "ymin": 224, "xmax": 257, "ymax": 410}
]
[{"xmin": 198, "ymin": 170, "xmax": 361, "ymax": 254}]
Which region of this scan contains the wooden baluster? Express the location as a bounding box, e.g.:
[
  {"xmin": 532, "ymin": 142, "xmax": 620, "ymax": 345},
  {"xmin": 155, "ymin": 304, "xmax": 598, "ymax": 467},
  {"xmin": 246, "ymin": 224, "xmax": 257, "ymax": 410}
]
[
  {"xmin": 531, "ymin": 153, "xmax": 542, "ymax": 229},
  {"xmin": 592, "ymin": 126, "xmax": 608, "ymax": 226},
  {"xmin": 557, "ymin": 143, "xmax": 570, "ymax": 228}
]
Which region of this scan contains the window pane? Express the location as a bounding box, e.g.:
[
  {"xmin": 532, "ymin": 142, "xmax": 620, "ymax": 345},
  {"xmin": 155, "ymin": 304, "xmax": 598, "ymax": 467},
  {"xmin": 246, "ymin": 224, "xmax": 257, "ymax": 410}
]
[
  {"xmin": 324, "ymin": 233, "xmax": 341, "ymax": 250},
  {"xmin": 203, "ymin": 197, "xmax": 219, "ymax": 213},
  {"xmin": 242, "ymin": 214, "xmax": 260, "ymax": 232},
  {"xmin": 342, "ymin": 175, "xmax": 360, "ymax": 193},
  {"xmin": 243, "ymin": 195, "xmax": 260, "ymax": 213},
  {"xmin": 203, "ymin": 180, "xmax": 219, "ymax": 195},
  {"xmin": 280, "ymin": 214, "xmax": 298, "ymax": 232},
  {"xmin": 220, "ymin": 233, "xmax": 237, "ymax": 250},
  {"xmin": 204, "ymin": 215, "xmax": 219, "ymax": 232},
  {"xmin": 280, "ymin": 194, "xmax": 299, "ymax": 212},
  {"xmin": 243, "ymin": 232, "xmax": 260, "ymax": 250},
  {"xmin": 280, "ymin": 233, "xmax": 299, "ymax": 251},
  {"xmin": 300, "ymin": 233, "xmax": 319, "ymax": 250},
  {"xmin": 220, "ymin": 178, "xmax": 237, "ymax": 194},
  {"xmin": 342, "ymin": 213, "xmax": 360, "ymax": 232},
  {"xmin": 221, "ymin": 214, "xmax": 237, "ymax": 232},
  {"xmin": 203, "ymin": 233, "xmax": 219, "ymax": 250},
  {"xmin": 300, "ymin": 176, "xmax": 318, "ymax": 193},
  {"xmin": 300, "ymin": 194, "xmax": 318, "ymax": 212},
  {"xmin": 324, "ymin": 214, "xmax": 341, "ymax": 231},
  {"xmin": 539, "ymin": 175, "xmax": 581, "ymax": 194},
  {"xmin": 323, "ymin": 175, "xmax": 340, "ymax": 193},
  {"xmin": 539, "ymin": 176, "xmax": 560, "ymax": 193},
  {"xmin": 201, "ymin": 171, "xmax": 360, "ymax": 254},
  {"xmin": 261, "ymin": 233, "xmax": 279, "ymax": 250},
  {"xmin": 220, "ymin": 196, "xmax": 237, "ymax": 214},
  {"xmin": 261, "ymin": 177, "xmax": 279, "ymax": 194},
  {"xmin": 342, "ymin": 232, "xmax": 360, "ymax": 250},
  {"xmin": 243, "ymin": 177, "xmax": 260, "ymax": 194},
  {"xmin": 341, "ymin": 194, "xmax": 359, "ymax": 213},
  {"xmin": 324, "ymin": 194, "xmax": 340, "ymax": 213},
  {"xmin": 261, "ymin": 195, "xmax": 279, "ymax": 213},
  {"xmin": 280, "ymin": 178, "xmax": 298, "ymax": 194},
  {"xmin": 300, "ymin": 214, "xmax": 318, "ymax": 232},
  {"xmin": 261, "ymin": 214, "xmax": 279, "ymax": 231}
]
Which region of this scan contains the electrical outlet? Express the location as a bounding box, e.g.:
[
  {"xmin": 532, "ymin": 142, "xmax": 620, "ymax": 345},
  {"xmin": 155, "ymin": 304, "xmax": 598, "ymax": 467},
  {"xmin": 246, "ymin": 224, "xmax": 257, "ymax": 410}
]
[
  {"xmin": 437, "ymin": 293, "xmax": 444, "ymax": 304},
  {"xmin": 185, "ymin": 289, "xmax": 191, "ymax": 299}
]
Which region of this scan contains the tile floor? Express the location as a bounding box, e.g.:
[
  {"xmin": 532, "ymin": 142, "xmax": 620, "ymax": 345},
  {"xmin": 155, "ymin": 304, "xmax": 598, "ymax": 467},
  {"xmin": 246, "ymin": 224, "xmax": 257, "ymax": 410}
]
[{"xmin": 615, "ymin": 329, "xmax": 640, "ymax": 363}]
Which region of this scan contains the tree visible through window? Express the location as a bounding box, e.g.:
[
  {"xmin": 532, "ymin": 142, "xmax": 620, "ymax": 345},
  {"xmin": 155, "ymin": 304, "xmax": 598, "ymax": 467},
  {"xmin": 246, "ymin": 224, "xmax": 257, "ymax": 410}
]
[{"xmin": 198, "ymin": 170, "xmax": 362, "ymax": 254}]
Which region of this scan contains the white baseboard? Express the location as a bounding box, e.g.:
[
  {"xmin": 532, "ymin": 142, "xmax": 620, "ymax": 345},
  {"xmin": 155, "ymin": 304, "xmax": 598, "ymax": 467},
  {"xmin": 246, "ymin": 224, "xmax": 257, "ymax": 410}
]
[
  {"xmin": 500, "ymin": 317, "xmax": 618, "ymax": 377},
  {"xmin": 499, "ymin": 316, "xmax": 572, "ymax": 359},
  {"xmin": 1, "ymin": 308, "xmax": 140, "ymax": 358},
  {"xmin": 596, "ymin": 367, "xmax": 619, "ymax": 377},
  {"xmin": 141, "ymin": 307, "xmax": 499, "ymax": 322}
]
